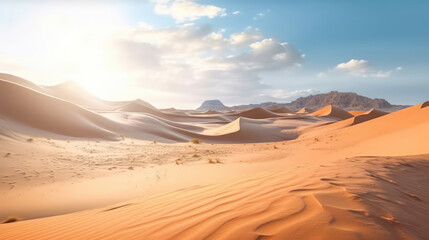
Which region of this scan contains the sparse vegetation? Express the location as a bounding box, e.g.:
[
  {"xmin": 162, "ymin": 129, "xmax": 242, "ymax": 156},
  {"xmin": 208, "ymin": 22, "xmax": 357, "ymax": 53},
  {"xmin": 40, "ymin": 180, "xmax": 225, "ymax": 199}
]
[
  {"xmin": 128, "ymin": 166, "xmax": 134, "ymax": 170},
  {"xmin": 120, "ymin": 134, "xmax": 125, "ymax": 141},
  {"xmin": 153, "ymin": 140, "xmax": 157, "ymax": 144},
  {"xmin": 175, "ymin": 159, "xmax": 183, "ymax": 165},
  {"xmin": 273, "ymin": 145, "xmax": 278, "ymax": 149},
  {"xmin": 27, "ymin": 138, "xmax": 33, "ymax": 142},
  {"xmin": 189, "ymin": 138, "xmax": 201, "ymax": 144},
  {"xmin": 2, "ymin": 216, "xmax": 20, "ymax": 224},
  {"xmin": 314, "ymin": 138, "xmax": 320, "ymax": 142},
  {"xmin": 4, "ymin": 152, "xmax": 11, "ymax": 157},
  {"xmin": 208, "ymin": 158, "xmax": 222, "ymax": 164}
]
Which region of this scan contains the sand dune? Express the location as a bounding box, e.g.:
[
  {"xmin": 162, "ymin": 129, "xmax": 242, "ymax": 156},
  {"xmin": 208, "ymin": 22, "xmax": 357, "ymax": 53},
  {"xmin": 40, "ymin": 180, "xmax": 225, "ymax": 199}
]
[
  {"xmin": 348, "ymin": 110, "xmax": 366, "ymax": 116},
  {"xmin": 0, "ymin": 73, "xmax": 156, "ymax": 111},
  {"xmin": 203, "ymin": 117, "xmax": 297, "ymax": 143},
  {"xmin": 1, "ymin": 154, "xmax": 427, "ymax": 240},
  {"xmin": 232, "ymin": 107, "xmax": 282, "ymax": 119},
  {"xmin": 348, "ymin": 108, "xmax": 388, "ymax": 125},
  {"xmin": 1, "ymin": 74, "xmax": 428, "ymax": 240},
  {"xmin": 299, "ymin": 109, "xmax": 387, "ymax": 138},
  {"xmin": 305, "ymin": 102, "xmax": 429, "ymax": 156},
  {"xmin": 309, "ymin": 105, "xmax": 353, "ymax": 120},
  {"xmin": 267, "ymin": 106, "xmax": 293, "ymax": 113},
  {"xmin": 296, "ymin": 107, "xmax": 315, "ymax": 113},
  {"xmin": 0, "ymin": 80, "xmax": 119, "ymax": 140}
]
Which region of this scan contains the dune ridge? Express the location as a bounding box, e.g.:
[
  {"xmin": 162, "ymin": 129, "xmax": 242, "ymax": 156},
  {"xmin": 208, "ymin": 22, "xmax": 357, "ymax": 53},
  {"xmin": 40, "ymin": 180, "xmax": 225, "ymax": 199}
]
[
  {"xmin": 267, "ymin": 106, "xmax": 293, "ymax": 113},
  {"xmin": 309, "ymin": 105, "xmax": 354, "ymax": 120},
  {"xmin": 0, "ymin": 80, "xmax": 119, "ymax": 140},
  {"xmin": 232, "ymin": 107, "xmax": 282, "ymax": 119}
]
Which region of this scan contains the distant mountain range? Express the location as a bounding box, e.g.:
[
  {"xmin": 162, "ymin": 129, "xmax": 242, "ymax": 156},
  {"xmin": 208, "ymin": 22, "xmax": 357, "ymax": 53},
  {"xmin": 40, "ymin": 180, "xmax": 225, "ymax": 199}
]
[{"xmin": 197, "ymin": 91, "xmax": 408, "ymax": 112}]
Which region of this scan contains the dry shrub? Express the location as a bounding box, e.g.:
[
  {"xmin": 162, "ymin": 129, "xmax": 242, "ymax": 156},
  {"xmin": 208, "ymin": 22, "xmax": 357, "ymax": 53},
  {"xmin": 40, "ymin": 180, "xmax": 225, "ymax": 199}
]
[
  {"xmin": 189, "ymin": 138, "xmax": 201, "ymax": 144},
  {"xmin": 2, "ymin": 216, "xmax": 19, "ymax": 224},
  {"xmin": 208, "ymin": 158, "xmax": 222, "ymax": 164}
]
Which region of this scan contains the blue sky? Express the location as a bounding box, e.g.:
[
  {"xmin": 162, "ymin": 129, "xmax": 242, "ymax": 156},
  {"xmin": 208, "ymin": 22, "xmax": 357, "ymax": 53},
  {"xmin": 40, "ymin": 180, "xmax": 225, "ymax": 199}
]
[{"xmin": 0, "ymin": 0, "xmax": 428, "ymax": 107}]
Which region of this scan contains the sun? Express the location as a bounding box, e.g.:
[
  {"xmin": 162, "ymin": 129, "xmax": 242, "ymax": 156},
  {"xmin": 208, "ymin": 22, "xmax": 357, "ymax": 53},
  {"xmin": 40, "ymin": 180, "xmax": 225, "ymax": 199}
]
[{"xmin": 27, "ymin": 4, "xmax": 128, "ymax": 100}]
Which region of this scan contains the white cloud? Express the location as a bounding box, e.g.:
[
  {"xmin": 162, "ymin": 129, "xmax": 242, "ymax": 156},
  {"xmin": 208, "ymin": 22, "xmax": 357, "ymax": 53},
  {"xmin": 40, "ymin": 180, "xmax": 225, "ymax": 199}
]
[
  {"xmin": 107, "ymin": 24, "xmax": 304, "ymax": 102},
  {"xmin": 232, "ymin": 11, "xmax": 240, "ymax": 15},
  {"xmin": 253, "ymin": 9, "xmax": 270, "ymax": 20},
  {"xmin": 319, "ymin": 59, "xmax": 402, "ymax": 79},
  {"xmin": 269, "ymin": 89, "xmax": 318, "ymax": 100},
  {"xmin": 0, "ymin": 2, "xmax": 304, "ymax": 108},
  {"xmin": 152, "ymin": 0, "xmax": 226, "ymax": 22},
  {"xmin": 230, "ymin": 27, "xmax": 262, "ymax": 46}
]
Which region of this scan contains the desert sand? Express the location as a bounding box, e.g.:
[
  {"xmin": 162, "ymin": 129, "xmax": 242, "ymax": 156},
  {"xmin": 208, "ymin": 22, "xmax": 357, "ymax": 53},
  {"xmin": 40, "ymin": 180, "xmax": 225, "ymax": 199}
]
[{"xmin": 1, "ymin": 74, "xmax": 428, "ymax": 239}]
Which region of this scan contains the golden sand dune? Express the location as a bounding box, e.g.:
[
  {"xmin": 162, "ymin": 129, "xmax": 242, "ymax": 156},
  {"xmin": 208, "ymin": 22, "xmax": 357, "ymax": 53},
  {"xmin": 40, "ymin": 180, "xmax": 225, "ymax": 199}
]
[
  {"xmin": 348, "ymin": 108, "xmax": 388, "ymax": 125},
  {"xmin": 300, "ymin": 103, "xmax": 429, "ymax": 156},
  {"xmin": 296, "ymin": 107, "xmax": 315, "ymax": 114},
  {"xmin": 309, "ymin": 105, "xmax": 354, "ymax": 120},
  {"xmin": 329, "ymin": 102, "xmax": 429, "ymax": 156},
  {"xmin": 1, "ymin": 154, "xmax": 427, "ymax": 240},
  {"xmin": 348, "ymin": 110, "xmax": 367, "ymax": 116}
]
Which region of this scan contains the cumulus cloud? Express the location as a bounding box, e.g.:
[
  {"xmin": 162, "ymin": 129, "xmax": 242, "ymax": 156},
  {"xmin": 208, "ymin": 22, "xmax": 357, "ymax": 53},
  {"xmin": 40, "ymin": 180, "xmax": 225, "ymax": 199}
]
[
  {"xmin": 229, "ymin": 38, "xmax": 304, "ymax": 71},
  {"xmin": 319, "ymin": 59, "xmax": 402, "ymax": 78},
  {"xmin": 269, "ymin": 89, "xmax": 318, "ymax": 100},
  {"xmin": 230, "ymin": 27, "xmax": 262, "ymax": 46},
  {"xmin": 232, "ymin": 11, "xmax": 240, "ymax": 15},
  {"xmin": 108, "ymin": 23, "xmax": 304, "ymax": 101},
  {"xmin": 152, "ymin": 0, "xmax": 226, "ymax": 22}
]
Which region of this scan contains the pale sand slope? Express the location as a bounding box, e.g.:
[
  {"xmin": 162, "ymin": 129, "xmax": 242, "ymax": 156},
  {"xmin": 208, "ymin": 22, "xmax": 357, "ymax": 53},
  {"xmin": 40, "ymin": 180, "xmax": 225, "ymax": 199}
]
[
  {"xmin": 0, "ymin": 79, "xmax": 326, "ymax": 143},
  {"xmin": 0, "ymin": 103, "xmax": 428, "ymax": 239},
  {"xmin": 0, "ymin": 80, "xmax": 120, "ymax": 140},
  {"xmin": 0, "ymin": 73, "xmax": 155, "ymax": 111}
]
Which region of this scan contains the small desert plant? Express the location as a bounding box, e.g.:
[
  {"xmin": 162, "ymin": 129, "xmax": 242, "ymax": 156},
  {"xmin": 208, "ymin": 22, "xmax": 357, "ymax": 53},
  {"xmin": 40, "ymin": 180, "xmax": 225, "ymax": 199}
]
[
  {"xmin": 27, "ymin": 138, "xmax": 33, "ymax": 142},
  {"xmin": 153, "ymin": 140, "xmax": 157, "ymax": 144},
  {"xmin": 120, "ymin": 134, "xmax": 125, "ymax": 141},
  {"xmin": 175, "ymin": 159, "xmax": 183, "ymax": 165},
  {"xmin": 208, "ymin": 158, "xmax": 222, "ymax": 164},
  {"xmin": 314, "ymin": 138, "xmax": 320, "ymax": 142},
  {"xmin": 189, "ymin": 138, "xmax": 201, "ymax": 144},
  {"xmin": 273, "ymin": 145, "xmax": 278, "ymax": 149},
  {"xmin": 128, "ymin": 166, "xmax": 134, "ymax": 170},
  {"xmin": 2, "ymin": 216, "xmax": 20, "ymax": 224},
  {"xmin": 4, "ymin": 152, "xmax": 11, "ymax": 157}
]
